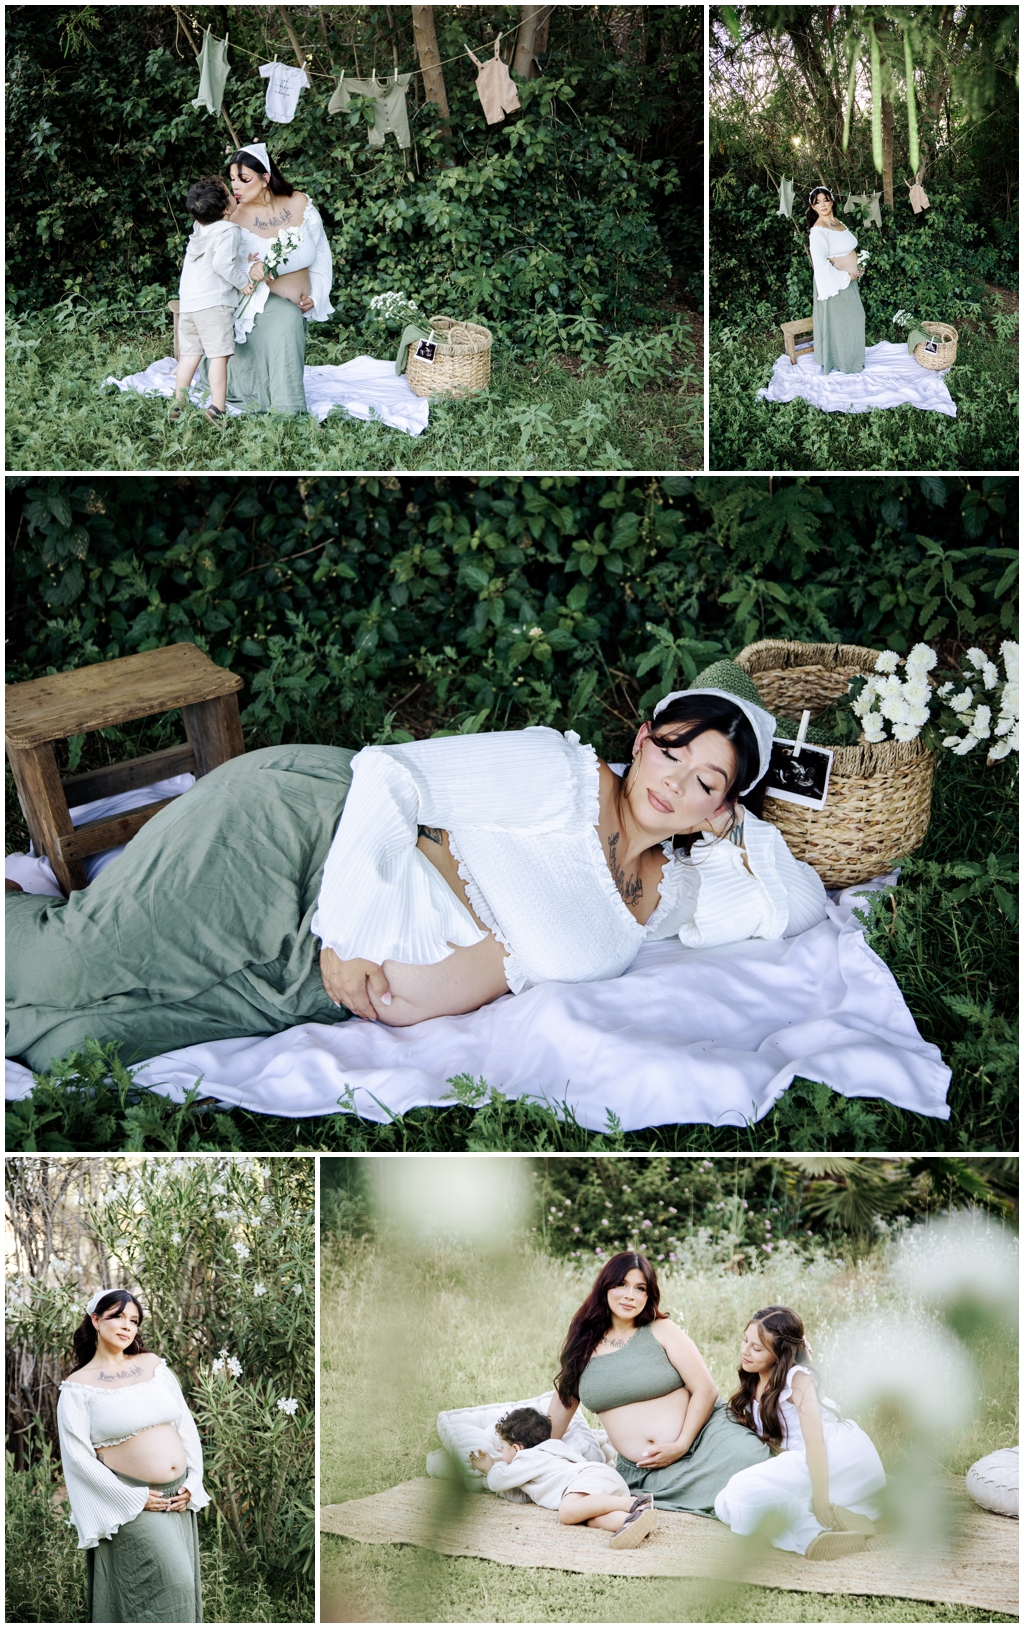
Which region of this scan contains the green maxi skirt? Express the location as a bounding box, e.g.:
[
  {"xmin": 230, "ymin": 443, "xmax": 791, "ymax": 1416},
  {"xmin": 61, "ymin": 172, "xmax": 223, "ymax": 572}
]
[
  {"xmin": 813, "ymin": 279, "xmax": 866, "ymax": 375},
  {"xmin": 617, "ymin": 1400, "xmax": 771, "ymax": 1516},
  {"xmin": 200, "ymin": 293, "xmax": 308, "ymax": 415},
  {"xmin": 87, "ymin": 1473, "xmax": 202, "ymax": 1624},
  {"xmin": 5, "ymin": 745, "xmax": 355, "ymax": 1074}
]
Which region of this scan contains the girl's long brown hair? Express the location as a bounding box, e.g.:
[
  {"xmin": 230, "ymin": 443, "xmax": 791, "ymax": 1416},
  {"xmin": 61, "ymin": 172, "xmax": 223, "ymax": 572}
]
[
  {"xmin": 554, "ymin": 1251, "xmax": 667, "ymax": 1405},
  {"xmin": 727, "ymin": 1304, "xmax": 819, "ymax": 1448}
]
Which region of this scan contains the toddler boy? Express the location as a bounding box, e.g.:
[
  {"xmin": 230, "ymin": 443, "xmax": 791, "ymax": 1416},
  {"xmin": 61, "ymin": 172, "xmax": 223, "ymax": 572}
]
[
  {"xmin": 469, "ymin": 1407, "xmax": 657, "ymax": 1549},
  {"xmin": 172, "ymin": 175, "xmax": 251, "ymax": 424}
]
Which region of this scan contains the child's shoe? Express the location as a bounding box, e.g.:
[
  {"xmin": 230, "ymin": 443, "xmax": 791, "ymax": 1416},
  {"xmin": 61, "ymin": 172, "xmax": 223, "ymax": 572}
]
[
  {"xmin": 609, "ymin": 1501, "xmax": 658, "ymax": 1549},
  {"xmin": 204, "ymin": 405, "xmax": 226, "ymax": 424},
  {"xmin": 804, "ymin": 1530, "xmax": 867, "ymax": 1562}
]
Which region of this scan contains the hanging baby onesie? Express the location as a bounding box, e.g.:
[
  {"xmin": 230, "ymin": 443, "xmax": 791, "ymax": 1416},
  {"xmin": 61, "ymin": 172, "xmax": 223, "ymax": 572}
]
[
  {"xmin": 328, "ymin": 73, "xmax": 412, "ymax": 149},
  {"xmin": 258, "ymin": 60, "xmax": 311, "ymax": 124},
  {"xmin": 192, "ymin": 29, "xmax": 231, "ymax": 118},
  {"xmin": 906, "ymin": 178, "xmax": 931, "ymax": 214},
  {"xmin": 843, "ymin": 191, "xmax": 883, "ymax": 229},
  {"xmin": 466, "ymin": 37, "xmax": 521, "ymax": 124},
  {"xmin": 776, "ymin": 176, "xmax": 795, "ymax": 218}
]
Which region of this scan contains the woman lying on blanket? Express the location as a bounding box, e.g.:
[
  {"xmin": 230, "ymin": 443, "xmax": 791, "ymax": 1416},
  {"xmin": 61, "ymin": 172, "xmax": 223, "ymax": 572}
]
[
  {"xmin": 546, "ymin": 1251, "xmax": 771, "ymax": 1514},
  {"xmin": 5, "ymin": 661, "xmax": 828, "ymax": 1074}
]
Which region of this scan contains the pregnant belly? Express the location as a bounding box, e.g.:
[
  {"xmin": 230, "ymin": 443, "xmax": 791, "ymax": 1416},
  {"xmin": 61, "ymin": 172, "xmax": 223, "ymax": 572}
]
[
  {"xmin": 829, "ymin": 250, "xmax": 859, "ymax": 276},
  {"xmin": 268, "ymin": 267, "xmax": 312, "ymax": 303},
  {"xmin": 599, "ymin": 1391, "xmax": 690, "ymax": 1464},
  {"xmin": 96, "ymin": 1425, "xmax": 186, "ymax": 1484}
]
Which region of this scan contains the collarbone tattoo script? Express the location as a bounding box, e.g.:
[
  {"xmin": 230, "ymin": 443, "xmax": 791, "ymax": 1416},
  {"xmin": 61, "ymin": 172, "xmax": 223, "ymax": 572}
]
[
  {"xmin": 606, "ymin": 832, "xmax": 643, "ymax": 907},
  {"xmin": 253, "ymin": 205, "xmax": 294, "ymax": 231},
  {"xmin": 96, "ymin": 1362, "xmax": 143, "ymax": 1382},
  {"xmin": 601, "ymin": 1333, "xmax": 633, "ymax": 1350}
]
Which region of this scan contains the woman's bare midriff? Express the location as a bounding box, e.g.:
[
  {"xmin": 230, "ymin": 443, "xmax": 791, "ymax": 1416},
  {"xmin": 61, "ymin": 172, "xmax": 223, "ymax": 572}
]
[
  {"xmin": 597, "ymin": 1390, "xmax": 691, "ymax": 1465},
  {"xmin": 265, "ymin": 266, "xmax": 312, "ymax": 306},
  {"xmin": 96, "ymin": 1423, "xmax": 187, "ymax": 1485},
  {"xmin": 829, "ymin": 249, "xmax": 859, "ymax": 276},
  {"xmin": 371, "ymin": 829, "xmax": 510, "ymax": 1025}
]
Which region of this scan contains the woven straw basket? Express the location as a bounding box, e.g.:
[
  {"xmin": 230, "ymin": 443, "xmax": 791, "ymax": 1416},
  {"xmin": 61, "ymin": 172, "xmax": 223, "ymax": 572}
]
[
  {"xmin": 736, "ymin": 639, "xmax": 936, "ymax": 889},
  {"xmin": 406, "ymin": 317, "xmax": 493, "ymax": 398},
  {"xmin": 913, "ymin": 321, "xmax": 958, "ymax": 371}
]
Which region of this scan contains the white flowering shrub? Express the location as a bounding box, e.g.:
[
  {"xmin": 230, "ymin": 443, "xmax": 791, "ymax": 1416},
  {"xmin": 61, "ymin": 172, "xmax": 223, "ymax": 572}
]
[
  {"xmin": 849, "ymin": 642, "xmax": 938, "ymax": 743},
  {"xmin": 937, "ymin": 641, "xmax": 1019, "ymax": 764}
]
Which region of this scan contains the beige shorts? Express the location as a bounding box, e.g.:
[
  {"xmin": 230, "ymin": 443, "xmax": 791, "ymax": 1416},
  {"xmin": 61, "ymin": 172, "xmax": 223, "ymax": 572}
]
[
  {"xmin": 562, "ymin": 1461, "xmax": 631, "ymax": 1501},
  {"xmin": 178, "ymin": 306, "xmax": 235, "ymax": 359}
]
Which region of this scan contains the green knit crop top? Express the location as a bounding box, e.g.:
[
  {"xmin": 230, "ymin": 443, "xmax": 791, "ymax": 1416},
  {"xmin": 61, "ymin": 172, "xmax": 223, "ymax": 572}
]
[{"xmin": 577, "ymin": 1323, "xmax": 685, "ymax": 1413}]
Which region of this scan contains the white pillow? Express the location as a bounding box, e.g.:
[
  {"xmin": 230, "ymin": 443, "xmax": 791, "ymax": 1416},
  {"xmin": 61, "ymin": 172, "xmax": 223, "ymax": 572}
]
[
  {"xmin": 965, "ymin": 1446, "xmax": 1018, "ymax": 1518},
  {"xmin": 432, "ymin": 1388, "xmax": 614, "ymax": 1489}
]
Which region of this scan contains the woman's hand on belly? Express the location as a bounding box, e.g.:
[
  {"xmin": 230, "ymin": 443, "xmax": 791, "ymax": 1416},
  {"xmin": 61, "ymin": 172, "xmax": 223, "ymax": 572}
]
[
  {"xmin": 634, "ymin": 1439, "xmax": 689, "ymax": 1469},
  {"xmin": 599, "ymin": 1391, "xmax": 690, "ymax": 1466},
  {"xmin": 372, "ymin": 936, "xmax": 510, "ymax": 1026},
  {"xmin": 143, "ymin": 1486, "xmax": 191, "ymax": 1513},
  {"xmin": 320, "ymin": 947, "xmax": 392, "ymax": 1020},
  {"xmin": 266, "ymin": 267, "xmax": 312, "ymax": 308}
]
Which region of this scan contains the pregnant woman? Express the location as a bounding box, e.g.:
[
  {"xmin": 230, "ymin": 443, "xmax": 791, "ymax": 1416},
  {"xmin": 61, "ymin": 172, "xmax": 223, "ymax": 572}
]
[
  {"xmin": 808, "ymin": 186, "xmax": 865, "ymax": 376},
  {"xmin": 56, "ymin": 1289, "xmax": 210, "ymax": 1623},
  {"xmin": 202, "ymin": 142, "xmax": 333, "ymax": 415},
  {"xmin": 547, "ymin": 1252, "xmax": 770, "ymax": 1511},
  {"xmin": 6, "ymin": 661, "xmax": 828, "ymax": 1073}
]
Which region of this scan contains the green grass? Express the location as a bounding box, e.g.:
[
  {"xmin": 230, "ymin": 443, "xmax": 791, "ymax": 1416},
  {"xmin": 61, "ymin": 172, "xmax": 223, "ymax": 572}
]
[
  {"xmin": 709, "ymin": 322, "xmax": 1019, "ymax": 471},
  {"xmin": 319, "ymin": 1230, "xmax": 1018, "ymax": 1623},
  {"xmin": 4, "ymin": 1445, "xmax": 310, "ymax": 1623},
  {"xmin": 6, "ymin": 749, "xmax": 1015, "ymax": 1155},
  {"xmin": 4, "ymin": 316, "xmax": 701, "ymax": 473}
]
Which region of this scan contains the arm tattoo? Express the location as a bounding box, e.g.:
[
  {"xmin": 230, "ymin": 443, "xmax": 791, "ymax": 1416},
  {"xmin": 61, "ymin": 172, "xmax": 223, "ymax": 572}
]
[
  {"xmin": 417, "ymin": 825, "xmax": 444, "ymax": 845},
  {"xmin": 606, "ymin": 832, "xmax": 643, "ymax": 907}
]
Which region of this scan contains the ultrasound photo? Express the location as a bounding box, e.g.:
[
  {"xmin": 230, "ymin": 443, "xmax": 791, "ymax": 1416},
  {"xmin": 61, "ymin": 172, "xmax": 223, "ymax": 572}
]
[{"xmin": 765, "ymin": 740, "xmax": 834, "ymax": 809}]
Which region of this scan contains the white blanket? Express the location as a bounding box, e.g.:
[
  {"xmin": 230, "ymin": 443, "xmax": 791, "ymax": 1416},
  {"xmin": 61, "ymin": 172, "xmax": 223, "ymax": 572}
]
[
  {"xmin": 104, "ymin": 355, "xmax": 430, "ymax": 437},
  {"xmin": 757, "ymin": 341, "xmax": 957, "ymax": 417}
]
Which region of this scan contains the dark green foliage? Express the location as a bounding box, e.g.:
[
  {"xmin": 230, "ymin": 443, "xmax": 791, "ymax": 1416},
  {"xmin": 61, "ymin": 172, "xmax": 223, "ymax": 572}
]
[
  {"xmin": 5, "ymin": 5, "xmax": 701, "ymax": 335},
  {"xmin": 5, "ymin": 476, "xmax": 1018, "ymax": 1152}
]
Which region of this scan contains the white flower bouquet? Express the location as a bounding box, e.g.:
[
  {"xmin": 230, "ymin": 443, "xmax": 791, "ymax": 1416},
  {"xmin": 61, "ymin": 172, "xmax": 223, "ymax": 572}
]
[
  {"xmin": 236, "ymin": 224, "xmax": 305, "ymax": 318},
  {"xmin": 368, "ymin": 289, "xmax": 421, "ymax": 329},
  {"xmin": 937, "ymin": 642, "xmax": 1019, "ymax": 765},
  {"xmin": 849, "ymin": 642, "xmax": 937, "ymax": 742}
]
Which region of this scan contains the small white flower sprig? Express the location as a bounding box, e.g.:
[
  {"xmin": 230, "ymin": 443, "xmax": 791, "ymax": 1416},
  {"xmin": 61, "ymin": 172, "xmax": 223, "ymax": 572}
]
[
  {"xmin": 212, "ymin": 1347, "xmax": 243, "ymax": 1378},
  {"xmin": 937, "ymin": 642, "xmax": 1019, "ymax": 764},
  {"xmin": 893, "ymin": 309, "xmax": 917, "ymax": 329},
  {"xmin": 850, "ymin": 642, "xmax": 937, "ymax": 743},
  {"xmin": 368, "ymin": 290, "xmax": 421, "ymax": 326}
]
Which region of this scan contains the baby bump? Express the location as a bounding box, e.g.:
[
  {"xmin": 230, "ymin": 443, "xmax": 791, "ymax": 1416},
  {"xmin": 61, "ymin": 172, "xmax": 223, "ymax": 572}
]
[
  {"xmin": 97, "ymin": 1424, "xmax": 186, "ymax": 1485},
  {"xmin": 600, "ymin": 1391, "xmax": 690, "ymax": 1464},
  {"xmin": 269, "ymin": 266, "xmax": 312, "ymax": 304}
]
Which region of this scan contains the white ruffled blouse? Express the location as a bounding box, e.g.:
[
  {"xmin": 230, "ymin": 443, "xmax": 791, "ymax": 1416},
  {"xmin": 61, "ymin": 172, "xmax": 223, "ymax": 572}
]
[
  {"xmin": 311, "ymin": 729, "xmax": 828, "ymax": 996},
  {"xmin": 234, "ymin": 200, "xmax": 334, "ymax": 342},
  {"xmin": 56, "ymin": 1358, "xmax": 210, "ymax": 1549},
  {"xmin": 809, "ymin": 224, "xmax": 858, "ymax": 302}
]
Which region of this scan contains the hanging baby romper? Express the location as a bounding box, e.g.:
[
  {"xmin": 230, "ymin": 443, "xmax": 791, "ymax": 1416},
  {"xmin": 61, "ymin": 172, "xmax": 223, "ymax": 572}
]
[
  {"xmin": 192, "ymin": 29, "xmax": 230, "ymax": 117},
  {"xmin": 259, "ymin": 60, "xmax": 311, "ymax": 123},
  {"xmin": 776, "ymin": 176, "xmax": 795, "ymax": 218},
  {"xmin": 467, "ymin": 37, "xmax": 521, "ymax": 124},
  {"xmin": 328, "ymin": 73, "xmax": 412, "ymax": 149},
  {"xmin": 906, "ymin": 178, "xmax": 931, "ymax": 214},
  {"xmin": 843, "ymin": 191, "xmax": 883, "ymax": 229}
]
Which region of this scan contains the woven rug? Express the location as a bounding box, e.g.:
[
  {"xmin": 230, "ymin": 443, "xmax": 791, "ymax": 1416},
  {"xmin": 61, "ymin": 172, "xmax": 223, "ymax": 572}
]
[{"xmin": 320, "ymin": 1477, "xmax": 1017, "ymax": 1614}]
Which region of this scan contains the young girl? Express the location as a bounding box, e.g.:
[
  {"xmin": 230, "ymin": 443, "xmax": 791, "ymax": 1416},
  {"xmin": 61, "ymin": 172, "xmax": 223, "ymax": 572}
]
[{"xmin": 714, "ymin": 1305, "xmax": 886, "ymax": 1561}]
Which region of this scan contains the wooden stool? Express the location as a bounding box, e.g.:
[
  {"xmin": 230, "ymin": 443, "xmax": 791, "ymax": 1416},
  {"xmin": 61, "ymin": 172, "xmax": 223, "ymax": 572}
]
[
  {"xmin": 781, "ymin": 317, "xmax": 815, "ymax": 365},
  {"xmin": 5, "ymin": 644, "xmax": 244, "ymax": 897},
  {"xmin": 167, "ymin": 298, "xmax": 180, "ymax": 361}
]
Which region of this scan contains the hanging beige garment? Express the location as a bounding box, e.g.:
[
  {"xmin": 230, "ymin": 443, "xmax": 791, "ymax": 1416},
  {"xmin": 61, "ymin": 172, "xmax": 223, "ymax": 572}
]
[
  {"xmin": 907, "ymin": 179, "xmax": 931, "ymax": 214},
  {"xmin": 467, "ymin": 37, "xmax": 521, "ymax": 124}
]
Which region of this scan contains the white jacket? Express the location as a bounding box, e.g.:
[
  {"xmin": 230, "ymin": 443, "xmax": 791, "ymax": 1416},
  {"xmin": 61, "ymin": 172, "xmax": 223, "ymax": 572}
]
[
  {"xmin": 486, "ymin": 1439, "xmax": 593, "ymax": 1509},
  {"xmin": 178, "ymin": 219, "xmax": 249, "ymax": 313}
]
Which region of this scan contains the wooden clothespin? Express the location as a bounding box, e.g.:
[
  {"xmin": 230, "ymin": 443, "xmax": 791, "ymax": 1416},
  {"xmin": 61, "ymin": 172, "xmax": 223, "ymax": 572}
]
[{"xmin": 792, "ymin": 711, "xmax": 811, "ymax": 759}]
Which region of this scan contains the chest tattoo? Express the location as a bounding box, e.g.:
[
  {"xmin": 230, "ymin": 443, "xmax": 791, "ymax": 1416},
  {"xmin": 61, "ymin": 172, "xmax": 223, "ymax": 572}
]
[
  {"xmin": 252, "ymin": 207, "xmax": 293, "ymax": 231},
  {"xmin": 417, "ymin": 825, "xmax": 444, "ymax": 845},
  {"xmin": 607, "ymin": 832, "xmax": 643, "ymax": 907},
  {"xmin": 96, "ymin": 1362, "xmax": 143, "ymax": 1383},
  {"xmin": 601, "ymin": 1334, "xmax": 632, "ymax": 1351}
]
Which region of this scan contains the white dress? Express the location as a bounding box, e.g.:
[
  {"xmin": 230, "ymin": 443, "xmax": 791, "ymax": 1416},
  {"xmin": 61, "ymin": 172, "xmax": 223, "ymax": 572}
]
[
  {"xmin": 809, "ymin": 225, "xmax": 859, "ymax": 302},
  {"xmin": 56, "ymin": 1358, "xmax": 211, "ymax": 1549},
  {"xmin": 311, "ymin": 729, "xmax": 829, "ymax": 995},
  {"xmin": 714, "ymin": 1364, "xmax": 886, "ymax": 1554},
  {"xmin": 234, "ymin": 201, "xmax": 334, "ymax": 343}
]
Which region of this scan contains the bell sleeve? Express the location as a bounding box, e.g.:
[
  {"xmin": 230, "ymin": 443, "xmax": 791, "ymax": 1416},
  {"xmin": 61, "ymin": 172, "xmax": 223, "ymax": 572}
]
[
  {"xmin": 161, "ymin": 1365, "xmax": 212, "ymax": 1513},
  {"xmin": 303, "ymin": 204, "xmax": 334, "ymax": 323},
  {"xmin": 656, "ymin": 813, "xmax": 827, "ymax": 949},
  {"xmin": 56, "ymin": 1386, "xmax": 148, "ymax": 1550},
  {"xmin": 809, "ymin": 226, "xmax": 850, "ymax": 302},
  {"xmin": 311, "ymin": 746, "xmax": 488, "ymax": 969}
]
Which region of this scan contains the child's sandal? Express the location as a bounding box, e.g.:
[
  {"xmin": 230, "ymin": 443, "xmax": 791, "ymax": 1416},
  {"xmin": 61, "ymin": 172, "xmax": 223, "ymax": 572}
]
[
  {"xmin": 168, "ymin": 405, "xmax": 184, "ymax": 422},
  {"xmin": 204, "ymin": 405, "xmax": 226, "ymax": 424}
]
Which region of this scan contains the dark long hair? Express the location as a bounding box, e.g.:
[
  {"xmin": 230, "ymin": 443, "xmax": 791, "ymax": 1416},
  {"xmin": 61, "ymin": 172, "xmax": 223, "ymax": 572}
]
[
  {"xmin": 727, "ymin": 1304, "xmax": 819, "ymax": 1448},
  {"xmin": 628, "ymin": 693, "xmax": 767, "ymax": 857},
  {"xmin": 228, "ymin": 148, "xmax": 295, "ymax": 197},
  {"xmin": 70, "ymin": 1289, "xmax": 148, "ymax": 1373},
  {"xmin": 806, "ymin": 186, "xmax": 835, "ymax": 230},
  {"xmin": 554, "ymin": 1251, "xmax": 667, "ymax": 1405}
]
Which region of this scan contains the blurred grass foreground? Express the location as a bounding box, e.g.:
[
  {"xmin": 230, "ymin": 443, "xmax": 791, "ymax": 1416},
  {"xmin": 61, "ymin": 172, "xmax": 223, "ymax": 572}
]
[{"xmin": 320, "ymin": 1155, "xmax": 1018, "ymax": 1624}]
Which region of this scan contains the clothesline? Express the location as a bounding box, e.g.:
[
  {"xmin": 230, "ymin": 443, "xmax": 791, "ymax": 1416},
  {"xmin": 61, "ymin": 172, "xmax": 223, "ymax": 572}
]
[{"xmin": 196, "ymin": 22, "xmax": 522, "ymax": 84}]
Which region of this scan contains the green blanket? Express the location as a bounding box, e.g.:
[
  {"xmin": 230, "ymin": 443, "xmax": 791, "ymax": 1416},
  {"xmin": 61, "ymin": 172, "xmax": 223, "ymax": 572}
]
[{"xmin": 6, "ymin": 745, "xmax": 356, "ymax": 1074}]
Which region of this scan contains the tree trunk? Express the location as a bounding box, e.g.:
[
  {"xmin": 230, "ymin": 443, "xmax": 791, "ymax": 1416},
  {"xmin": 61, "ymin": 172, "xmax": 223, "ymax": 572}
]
[
  {"xmin": 881, "ymin": 94, "xmax": 894, "ymax": 209},
  {"xmin": 513, "ymin": 6, "xmax": 553, "ymax": 81},
  {"xmin": 412, "ymin": 5, "xmax": 450, "ymax": 127},
  {"xmin": 276, "ymin": 5, "xmax": 306, "ymax": 69},
  {"xmin": 534, "ymin": 6, "xmax": 551, "ymax": 58}
]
